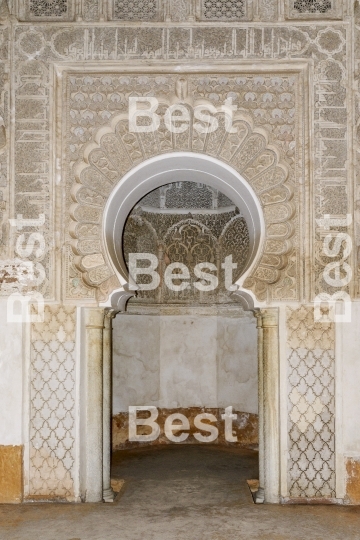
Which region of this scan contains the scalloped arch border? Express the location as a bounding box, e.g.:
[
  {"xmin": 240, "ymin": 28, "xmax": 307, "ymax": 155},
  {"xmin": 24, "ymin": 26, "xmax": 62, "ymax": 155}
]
[{"xmin": 69, "ymin": 104, "xmax": 295, "ymax": 302}]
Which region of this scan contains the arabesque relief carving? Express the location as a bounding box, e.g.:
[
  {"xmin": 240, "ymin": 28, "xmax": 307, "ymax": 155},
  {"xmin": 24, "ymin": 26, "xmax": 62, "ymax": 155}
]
[
  {"xmin": 8, "ymin": 23, "xmax": 348, "ymax": 302},
  {"xmin": 123, "ymin": 182, "xmax": 251, "ymax": 304},
  {"xmin": 67, "ymin": 74, "xmax": 297, "ymax": 303},
  {"xmin": 0, "ymin": 46, "xmax": 8, "ymax": 260}
]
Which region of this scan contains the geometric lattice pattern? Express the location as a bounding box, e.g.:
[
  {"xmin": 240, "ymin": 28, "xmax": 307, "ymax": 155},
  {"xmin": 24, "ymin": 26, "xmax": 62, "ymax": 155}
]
[
  {"xmin": 287, "ymin": 306, "xmax": 335, "ymax": 498},
  {"xmin": 29, "ymin": 0, "xmax": 68, "ymax": 17},
  {"xmin": 202, "ymin": 0, "xmax": 245, "ymax": 19},
  {"xmin": 29, "ymin": 306, "xmax": 76, "ymax": 500},
  {"xmin": 293, "ymin": 0, "xmax": 332, "ymax": 13},
  {"xmin": 114, "ymin": 0, "xmax": 159, "ymax": 20}
]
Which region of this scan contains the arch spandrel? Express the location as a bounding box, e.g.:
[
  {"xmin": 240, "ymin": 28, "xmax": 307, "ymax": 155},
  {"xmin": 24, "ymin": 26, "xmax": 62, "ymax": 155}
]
[{"xmin": 69, "ymin": 102, "xmax": 296, "ymax": 303}]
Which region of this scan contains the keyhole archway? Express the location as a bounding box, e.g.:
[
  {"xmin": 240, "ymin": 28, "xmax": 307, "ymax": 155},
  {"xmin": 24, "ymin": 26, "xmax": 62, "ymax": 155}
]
[
  {"xmin": 79, "ymin": 152, "xmax": 280, "ymax": 505},
  {"xmin": 102, "ymin": 152, "xmax": 265, "ymax": 289}
]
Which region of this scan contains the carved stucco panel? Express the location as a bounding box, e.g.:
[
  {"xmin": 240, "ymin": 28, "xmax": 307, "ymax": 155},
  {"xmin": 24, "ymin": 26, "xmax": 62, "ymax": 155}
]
[
  {"xmin": 65, "ymin": 72, "xmax": 300, "ymax": 303},
  {"xmin": 29, "ymin": 305, "xmax": 77, "ymax": 500},
  {"xmin": 12, "ymin": 57, "xmax": 54, "ymax": 299},
  {"xmin": 286, "ymin": 0, "xmax": 343, "ymax": 20},
  {"xmin": 10, "ymin": 23, "xmax": 350, "ymax": 303},
  {"xmin": 353, "ymin": 19, "xmax": 360, "ymax": 296},
  {"xmin": 0, "ymin": 27, "xmax": 9, "ymax": 264},
  {"xmin": 286, "ymin": 306, "xmax": 335, "ymax": 498},
  {"xmin": 10, "ymin": 0, "xmax": 345, "ymax": 24}
]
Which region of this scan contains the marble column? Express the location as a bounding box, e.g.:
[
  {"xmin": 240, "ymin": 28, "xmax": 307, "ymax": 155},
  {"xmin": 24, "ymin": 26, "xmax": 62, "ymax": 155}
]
[
  {"xmin": 82, "ymin": 308, "xmax": 105, "ymax": 503},
  {"xmin": 255, "ymin": 311, "xmax": 265, "ymax": 503},
  {"xmin": 102, "ymin": 310, "xmax": 115, "ymax": 502},
  {"xmin": 262, "ymin": 308, "xmax": 280, "ymax": 504}
]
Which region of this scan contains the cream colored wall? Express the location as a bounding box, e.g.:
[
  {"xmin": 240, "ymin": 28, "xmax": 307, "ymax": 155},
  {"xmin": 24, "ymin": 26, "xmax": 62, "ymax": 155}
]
[
  {"xmin": 112, "ymin": 310, "xmax": 258, "ymax": 414},
  {"xmin": 0, "ymin": 299, "xmax": 24, "ymax": 446},
  {"xmin": 337, "ymin": 303, "xmax": 360, "ymax": 454},
  {"xmin": 335, "ymin": 302, "xmax": 360, "ymax": 499}
]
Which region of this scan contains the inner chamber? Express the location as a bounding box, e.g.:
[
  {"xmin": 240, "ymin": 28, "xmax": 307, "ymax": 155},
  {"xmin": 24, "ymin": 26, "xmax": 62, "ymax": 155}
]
[{"xmin": 112, "ymin": 181, "xmax": 258, "ymax": 454}]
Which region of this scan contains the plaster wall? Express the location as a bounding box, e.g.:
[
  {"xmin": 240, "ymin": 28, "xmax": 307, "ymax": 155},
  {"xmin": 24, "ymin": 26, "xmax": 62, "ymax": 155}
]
[
  {"xmin": 336, "ymin": 302, "xmax": 360, "ymax": 503},
  {"xmin": 337, "ymin": 303, "xmax": 360, "ymax": 455},
  {"xmin": 0, "ymin": 299, "xmax": 23, "ymax": 446},
  {"xmin": 112, "ymin": 311, "xmax": 258, "ymax": 414}
]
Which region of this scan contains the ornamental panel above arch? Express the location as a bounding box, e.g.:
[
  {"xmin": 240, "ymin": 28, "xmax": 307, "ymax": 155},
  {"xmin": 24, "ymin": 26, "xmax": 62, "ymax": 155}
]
[{"xmin": 66, "ymin": 73, "xmax": 300, "ymax": 303}]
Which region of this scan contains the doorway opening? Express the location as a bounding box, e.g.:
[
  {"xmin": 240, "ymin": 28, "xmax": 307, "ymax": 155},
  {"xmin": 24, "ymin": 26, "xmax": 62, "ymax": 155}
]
[{"xmin": 110, "ymin": 178, "xmax": 259, "ymax": 502}]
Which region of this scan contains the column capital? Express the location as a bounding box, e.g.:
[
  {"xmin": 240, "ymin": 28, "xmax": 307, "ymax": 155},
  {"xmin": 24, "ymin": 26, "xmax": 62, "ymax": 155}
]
[
  {"xmin": 104, "ymin": 308, "xmax": 117, "ymax": 323},
  {"xmin": 260, "ymin": 308, "xmax": 279, "ymax": 328},
  {"xmin": 254, "ymin": 310, "xmax": 263, "ymax": 328},
  {"xmin": 84, "ymin": 308, "xmax": 106, "ymax": 329}
]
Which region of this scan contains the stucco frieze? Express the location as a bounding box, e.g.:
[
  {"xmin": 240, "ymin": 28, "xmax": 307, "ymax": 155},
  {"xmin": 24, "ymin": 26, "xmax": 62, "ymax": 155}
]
[{"xmin": 5, "ymin": 22, "xmax": 349, "ymax": 303}]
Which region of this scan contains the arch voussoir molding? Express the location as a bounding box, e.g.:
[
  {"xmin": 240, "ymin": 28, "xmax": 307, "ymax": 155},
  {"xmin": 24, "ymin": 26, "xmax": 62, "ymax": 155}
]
[{"xmin": 69, "ymin": 104, "xmax": 296, "ymax": 303}]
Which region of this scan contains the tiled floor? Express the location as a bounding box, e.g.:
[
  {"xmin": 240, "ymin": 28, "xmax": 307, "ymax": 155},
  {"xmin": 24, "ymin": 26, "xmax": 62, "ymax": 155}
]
[{"xmin": 0, "ymin": 445, "xmax": 359, "ymax": 540}]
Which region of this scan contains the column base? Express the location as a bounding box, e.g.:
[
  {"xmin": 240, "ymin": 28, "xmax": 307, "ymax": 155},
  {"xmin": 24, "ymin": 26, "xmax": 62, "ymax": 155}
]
[
  {"xmin": 255, "ymin": 487, "xmax": 265, "ymax": 504},
  {"xmin": 103, "ymin": 487, "xmax": 115, "ymax": 503}
]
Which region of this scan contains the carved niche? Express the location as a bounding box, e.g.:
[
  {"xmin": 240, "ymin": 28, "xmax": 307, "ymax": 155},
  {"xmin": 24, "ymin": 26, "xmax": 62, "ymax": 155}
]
[
  {"xmin": 67, "ymin": 74, "xmax": 297, "ymax": 303},
  {"xmin": 123, "ymin": 182, "xmax": 251, "ymax": 304}
]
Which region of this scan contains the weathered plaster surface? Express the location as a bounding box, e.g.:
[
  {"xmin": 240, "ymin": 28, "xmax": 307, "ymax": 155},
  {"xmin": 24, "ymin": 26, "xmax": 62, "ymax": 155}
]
[
  {"xmin": 159, "ymin": 315, "xmax": 219, "ymax": 409},
  {"xmin": 112, "ymin": 314, "xmax": 160, "ymax": 412},
  {"xmin": 336, "ymin": 303, "xmax": 360, "ymax": 453},
  {"xmin": 217, "ymin": 316, "xmax": 258, "ymax": 412},
  {"xmin": 0, "ymin": 300, "xmax": 23, "ymax": 446},
  {"xmin": 112, "ymin": 309, "xmax": 258, "ymax": 413}
]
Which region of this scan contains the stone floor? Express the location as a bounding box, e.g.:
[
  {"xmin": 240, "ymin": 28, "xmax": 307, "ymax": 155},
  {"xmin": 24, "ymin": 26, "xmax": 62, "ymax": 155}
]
[{"xmin": 1, "ymin": 445, "xmax": 360, "ymax": 540}]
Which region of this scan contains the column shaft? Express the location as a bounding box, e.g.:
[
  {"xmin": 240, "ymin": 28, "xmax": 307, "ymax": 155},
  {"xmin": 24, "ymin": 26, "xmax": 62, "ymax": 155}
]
[
  {"xmin": 83, "ymin": 308, "xmax": 104, "ymax": 503},
  {"xmin": 102, "ymin": 310, "xmax": 115, "ymax": 502},
  {"xmin": 262, "ymin": 308, "xmax": 280, "ymax": 503},
  {"xmin": 255, "ymin": 312, "xmax": 265, "ymax": 502}
]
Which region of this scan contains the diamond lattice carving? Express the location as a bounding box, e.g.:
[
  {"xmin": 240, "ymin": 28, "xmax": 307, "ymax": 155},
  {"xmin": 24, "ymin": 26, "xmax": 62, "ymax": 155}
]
[
  {"xmin": 29, "ymin": 0, "xmax": 68, "ymax": 17},
  {"xmin": 29, "ymin": 306, "xmax": 76, "ymax": 499},
  {"xmin": 201, "ymin": 0, "xmax": 245, "ymax": 20},
  {"xmin": 293, "ymin": 0, "xmax": 331, "ymax": 13},
  {"xmin": 287, "ymin": 306, "xmax": 335, "ymax": 498},
  {"xmin": 113, "ymin": 0, "xmax": 159, "ymax": 20},
  {"xmin": 288, "ymin": 0, "xmax": 341, "ymax": 18}
]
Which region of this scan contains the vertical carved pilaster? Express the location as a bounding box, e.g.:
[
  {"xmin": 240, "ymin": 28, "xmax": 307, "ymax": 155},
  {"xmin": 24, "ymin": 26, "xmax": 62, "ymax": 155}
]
[
  {"xmin": 261, "ymin": 308, "xmax": 280, "ymax": 503},
  {"xmin": 255, "ymin": 310, "xmax": 265, "ymax": 503},
  {"xmin": 102, "ymin": 309, "xmax": 115, "ymax": 502},
  {"xmin": 82, "ymin": 308, "xmax": 105, "ymax": 502}
]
